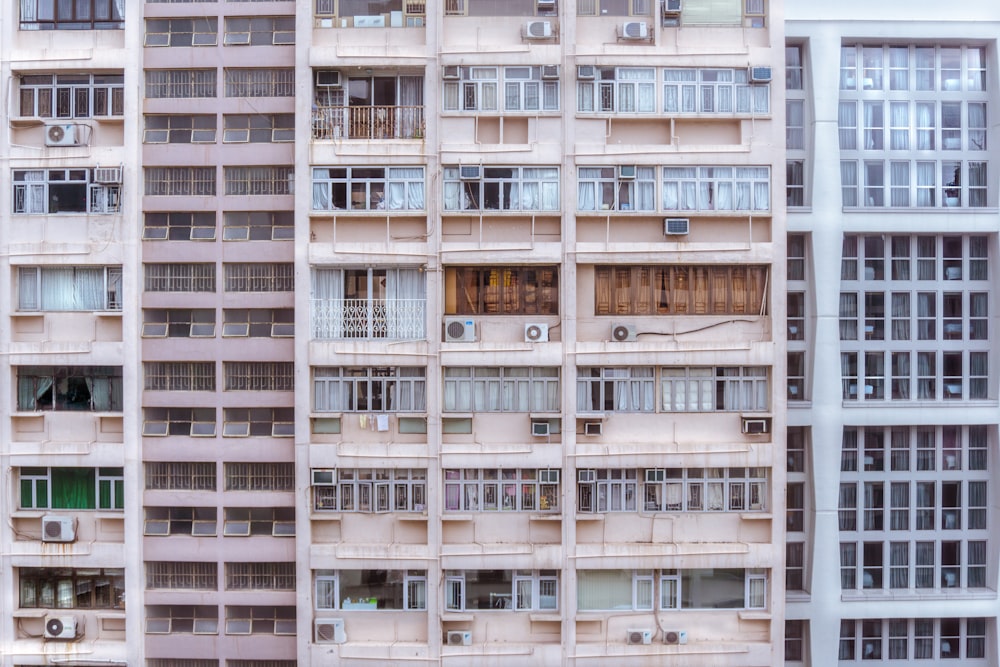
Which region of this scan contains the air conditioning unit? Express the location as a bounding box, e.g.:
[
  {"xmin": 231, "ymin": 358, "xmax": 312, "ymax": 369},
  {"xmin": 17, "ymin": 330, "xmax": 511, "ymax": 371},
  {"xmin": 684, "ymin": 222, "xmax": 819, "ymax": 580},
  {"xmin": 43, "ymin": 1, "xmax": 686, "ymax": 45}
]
[
  {"xmin": 531, "ymin": 421, "xmax": 551, "ymax": 437},
  {"xmin": 41, "ymin": 515, "xmax": 76, "ymax": 543},
  {"xmin": 664, "ymin": 217, "xmax": 690, "ymax": 235},
  {"xmin": 314, "ymin": 618, "xmax": 346, "ymax": 644},
  {"xmin": 44, "ymin": 616, "xmax": 79, "ymax": 640},
  {"xmin": 663, "ymin": 0, "xmax": 682, "ymax": 15},
  {"xmin": 443, "ymin": 66, "xmax": 461, "ymax": 80},
  {"xmin": 459, "ymin": 165, "xmax": 482, "ymax": 180},
  {"xmin": 525, "ymin": 20, "xmax": 552, "ymax": 39},
  {"xmin": 618, "ymin": 165, "xmax": 637, "ymax": 179},
  {"xmin": 315, "ymin": 70, "xmax": 342, "ymax": 87},
  {"xmin": 537, "ymin": 0, "xmax": 556, "ymax": 7},
  {"xmin": 621, "ymin": 21, "xmax": 648, "ymax": 39},
  {"xmin": 444, "ymin": 317, "xmax": 476, "ymax": 342},
  {"xmin": 611, "ymin": 323, "xmax": 637, "ymax": 342},
  {"xmin": 45, "ymin": 123, "xmax": 79, "ymax": 147},
  {"xmin": 447, "ymin": 630, "xmax": 472, "ymax": 646},
  {"xmin": 577, "ymin": 65, "xmax": 597, "ymax": 79},
  {"xmin": 664, "ymin": 629, "xmax": 688, "ymax": 645},
  {"xmin": 541, "ymin": 65, "xmax": 560, "ymax": 79},
  {"xmin": 627, "ymin": 629, "xmax": 653, "ymax": 645},
  {"xmin": 525, "ymin": 323, "xmax": 549, "ymax": 342},
  {"xmin": 584, "ymin": 421, "xmax": 603, "ymax": 436},
  {"xmin": 749, "ymin": 66, "xmax": 773, "ymax": 84},
  {"xmin": 742, "ymin": 417, "xmax": 771, "ymax": 434},
  {"xmin": 312, "ymin": 469, "xmax": 335, "ymax": 486},
  {"xmin": 94, "ymin": 166, "xmax": 122, "ymax": 184}
]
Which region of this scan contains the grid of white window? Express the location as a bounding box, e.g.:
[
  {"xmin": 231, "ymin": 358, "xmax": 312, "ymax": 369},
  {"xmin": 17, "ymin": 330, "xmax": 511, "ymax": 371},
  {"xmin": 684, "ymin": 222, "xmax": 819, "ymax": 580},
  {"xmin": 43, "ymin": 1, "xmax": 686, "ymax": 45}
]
[
  {"xmin": 223, "ymin": 362, "xmax": 294, "ymax": 391},
  {"xmin": 144, "ymin": 362, "xmax": 216, "ymax": 391},
  {"xmin": 145, "ymin": 69, "xmax": 217, "ymax": 98},
  {"xmin": 663, "ymin": 68, "xmax": 769, "ymax": 114},
  {"xmin": 312, "ymin": 468, "xmax": 427, "ymax": 512},
  {"xmin": 223, "ymin": 114, "xmax": 295, "ymax": 142},
  {"xmin": 577, "ymin": 569, "xmax": 767, "ymax": 611},
  {"xmin": 144, "ymin": 17, "xmax": 218, "ymax": 46},
  {"xmin": 223, "ymin": 463, "xmax": 295, "ymax": 492},
  {"xmin": 144, "ymin": 462, "xmax": 217, "ymax": 491},
  {"xmin": 18, "ymin": 73, "xmax": 124, "ymax": 118},
  {"xmin": 577, "ymin": 366, "xmax": 769, "ymax": 413},
  {"xmin": 222, "ymin": 309, "xmax": 295, "ymax": 337},
  {"xmin": 223, "ymin": 606, "xmax": 295, "ymax": 635},
  {"xmin": 313, "ymin": 367, "xmax": 426, "ymax": 412},
  {"xmin": 143, "ymin": 115, "xmax": 217, "ymax": 144},
  {"xmin": 443, "ymin": 367, "xmax": 559, "ymax": 412},
  {"xmin": 443, "ymin": 66, "xmax": 559, "ymax": 112},
  {"xmin": 662, "ymin": 166, "xmax": 770, "ymax": 211},
  {"xmin": 144, "ymin": 507, "xmax": 218, "ymax": 537},
  {"xmin": 143, "ymin": 212, "xmax": 216, "ymax": 241},
  {"xmin": 223, "ymin": 507, "xmax": 295, "ymax": 535},
  {"xmin": 443, "ymin": 165, "xmax": 559, "ymax": 211},
  {"xmin": 223, "ymin": 408, "xmax": 294, "ymax": 437},
  {"xmin": 315, "ymin": 570, "xmax": 427, "ymax": 611},
  {"xmin": 445, "ymin": 570, "xmax": 558, "ymax": 611},
  {"xmin": 145, "ymin": 606, "xmax": 219, "ymax": 635},
  {"xmin": 223, "ymin": 16, "xmax": 294, "ymax": 45},
  {"xmin": 13, "ymin": 169, "xmax": 121, "ymax": 214},
  {"xmin": 144, "ymin": 167, "xmax": 216, "ymax": 196},
  {"xmin": 224, "ymin": 68, "xmax": 295, "ymax": 97},
  {"xmin": 311, "ymin": 166, "xmax": 425, "ymax": 211},
  {"xmin": 443, "ymin": 469, "xmax": 559, "ymax": 512},
  {"xmin": 223, "ymin": 263, "xmax": 294, "ymax": 292},
  {"xmin": 839, "ymin": 618, "xmax": 987, "ymax": 662},
  {"xmin": 224, "ymin": 166, "xmax": 294, "ymax": 195},
  {"xmin": 144, "ymin": 263, "xmax": 216, "ymax": 292},
  {"xmin": 641, "ymin": 467, "xmax": 767, "ymax": 512},
  {"xmin": 577, "ymin": 166, "xmax": 655, "ymax": 211},
  {"xmin": 18, "ymin": 266, "xmax": 122, "ymax": 311},
  {"xmin": 142, "ymin": 407, "xmax": 217, "ymax": 436},
  {"xmin": 577, "ymin": 67, "xmax": 656, "ymax": 113},
  {"xmin": 223, "ymin": 211, "xmax": 294, "ymax": 240},
  {"xmin": 142, "ymin": 309, "xmax": 215, "ymax": 338},
  {"xmin": 225, "ymin": 562, "xmax": 296, "ymax": 590},
  {"xmin": 146, "ymin": 562, "xmax": 218, "ymax": 590}
]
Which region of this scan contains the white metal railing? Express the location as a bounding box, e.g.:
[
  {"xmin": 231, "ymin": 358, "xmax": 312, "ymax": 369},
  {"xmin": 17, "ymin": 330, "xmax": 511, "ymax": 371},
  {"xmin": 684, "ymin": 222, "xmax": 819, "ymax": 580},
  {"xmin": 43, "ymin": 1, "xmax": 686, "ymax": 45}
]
[{"xmin": 312, "ymin": 299, "xmax": 426, "ymax": 340}]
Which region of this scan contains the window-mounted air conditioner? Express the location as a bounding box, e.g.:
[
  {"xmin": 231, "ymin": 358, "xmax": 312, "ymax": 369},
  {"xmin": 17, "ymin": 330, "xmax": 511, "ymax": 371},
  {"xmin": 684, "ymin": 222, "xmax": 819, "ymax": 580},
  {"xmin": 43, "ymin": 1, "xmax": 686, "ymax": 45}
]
[
  {"xmin": 314, "ymin": 618, "xmax": 346, "ymax": 644},
  {"xmin": 537, "ymin": 0, "xmax": 556, "ymax": 6},
  {"xmin": 577, "ymin": 65, "xmax": 597, "ymax": 80},
  {"xmin": 664, "ymin": 217, "xmax": 690, "ymax": 235},
  {"xmin": 749, "ymin": 66, "xmax": 772, "ymax": 84},
  {"xmin": 663, "ymin": 0, "xmax": 682, "ymax": 15},
  {"xmin": 525, "ymin": 323, "xmax": 549, "ymax": 342},
  {"xmin": 444, "ymin": 317, "xmax": 476, "ymax": 342},
  {"xmin": 45, "ymin": 123, "xmax": 80, "ymax": 147},
  {"xmin": 447, "ymin": 630, "xmax": 472, "ymax": 646},
  {"xmin": 664, "ymin": 629, "xmax": 688, "ymax": 645},
  {"xmin": 621, "ymin": 21, "xmax": 648, "ymax": 39},
  {"xmin": 611, "ymin": 323, "xmax": 637, "ymax": 342},
  {"xmin": 94, "ymin": 167, "xmax": 122, "ymax": 184},
  {"xmin": 315, "ymin": 70, "xmax": 342, "ymax": 87},
  {"xmin": 312, "ymin": 469, "xmax": 335, "ymax": 486},
  {"xmin": 44, "ymin": 616, "xmax": 79, "ymax": 640},
  {"xmin": 459, "ymin": 165, "xmax": 482, "ymax": 180},
  {"xmin": 618, "ymin": 165, "xmax": 637, "ymax": 179},
  {"xmin": 584, "ymin": 421, "xmax": 603, "ymax": 436},
  {"xmin": 742, "ymin": 417, "xmax": 771, "ymax": 434},
  {"xmin": 541, "ymin": 65, "xmax": 561, "ymax": 79},
  {"xmin": 41, "ymin": 515, "xmax": 77, "ymax": 543},
  {"xmin": 627, "ymin": 629, "xmax": 653, "ymax": 645},
  {"xmin": 531, "ymin": 421, "xmax": 551, "ymax": 437},
  {"xmin": 525, "ymin": 20, "xmax": 552, "ymax": 39},
  {"xmin": 443, "ymin": 66, "xmax": 461, "ymax": 80}
]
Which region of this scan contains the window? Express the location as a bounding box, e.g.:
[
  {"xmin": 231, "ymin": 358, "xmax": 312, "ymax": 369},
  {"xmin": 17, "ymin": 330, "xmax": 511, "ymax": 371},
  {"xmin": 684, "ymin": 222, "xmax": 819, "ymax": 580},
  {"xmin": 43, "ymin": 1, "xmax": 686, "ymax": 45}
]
[
  {"xmin": 222, "ymin": 309, "xmax": 295, "ymax": 337},
  {"xmin": 786, "ymin": 160, "xmax": 804, "ymax": 207},
  {"xmin": 312, "ymin": 469, "xmax": 427, "ymax": 512},
  {"xmin": 19, "ymin": 568, "xmax": 125, "ymax": 609},
  {"xmin": 145, "ymin": 69, "xmax": 217, "ymax": 99},
  {"xmin": 143, "ymin": 507, "xmax": 218, "ymax": 536},
  {"xmin": 223, "ymin": 114, "xmax": 294, "ymax": 142},
  {"xmin": 785, "ymin": 619, "xmax": 805, "ymax": 662},
  {"xmin": 19, "ymin": 0, "xmax": 124, "ymax": 30},
  {"xmin": 663, "ymin": 68, "xmax": 768, "ymax": 114},
  {"xmin": 577, "ymin": 368, "xmax": 654, "ymax": 413},
  {"xmin": 314, "ymin": 570, "xmax": 427, "ymax": 611},
  {"xmin": 577, "ymin": 469, "xmax": 637, "ymax": 512},
  {"xmin": 143, "ymin": 362, "xmax": 215, "ymax": 391},
  {"xmin": 444, "ymin": 570, "xmax": 557, "ymax": 611},
  {"xmin": 223, "ymin": 211, "xmax": 294, "ymax": 241},
  {"xmin": 313, "ymin": 367, "xmax": 426, "ymax": 412},
  {"xmin": 18, "ymin": 266, "xmax": 121, "ymax": 311},
  {"xmin": 224, "ymin": 463, "xmax": 295, "ymax": 492},
  {"xmin": 787, "ymin": 234, "xmax": 806, "ymax": 281},
  {"xmin": 319, "ymin": 0, "xmax": 426, "ymax": 19},
  {"xmin": 577, "ymin": 67, "xmax": 655, "ymax": 113},
  {"xmin": 786, "ymin": 45, "xmax": 804, "ymax": 90},
  {"xmin": 223, "ymin": 263, "xmax": 294, "ymax": 292},
  {"xmin": 144, "ymin": 18, "xmax": 218, "ymax": 46},
  {"xmin": 443, "ymin": 367, "xmax": 559, "ymax": 412},
  {"xmin": 225, "ymin": 563, "xmax": 295, "ymax": 591},
  {"xmin": 224, "ymin": 606, "xmax": 295, "ymax": 635},
  {"xmin": 224, "ymin": 68, "xmax": 295, "ymax": 97},
  {"xmin": 146, "ymin": 562, "xmax": 217, "ymax": 590},
  {"xmin": 577, "ymin": 569, "xmax": 767, "ymax": 610},
  {"xmin": 143, "ymin": 115, "xmax": 217, "ymax": 143},
  {"xmin": 443, "ymin": 165, "xmax": 559, "ymax": 211},
  {"xmin": 577, "ymin": 166, "xmax": 655, "ymax": 211},
  {"xmin": 663, "ymin": 166, "xmax": 770, "ymax": 211},
  {"xmin": 312, "ymin": 267, "xmax": 426, "ymax": 340},
  {"xmin": 443, "ymin": 67, "xmax": 559, "ymax": 112},
  {"xmin": 311, "ymin": 166, "xmax": 425, "ymax": 211},
  {"xmin": 145, "ymin": 606, "xmax": 219, "ymax": 635},
  {"xmin": 444, "ymin": 266, "xmax": 558, "ymax": 315},
  {"xmin": 19, "ymin": 467, "xmax": 124, "ymax": 510},
  {"xmin": 576, "ymin": 0, "xmax": 648, "ymax": 15},
  {"xmin": 144, "ymin": 263, "xmax": 215, "ymax": 292},
  {"xmin": 223, "ymin": 16, "xmax": 294, "ymax": 45},
  {"xmin": 223, "ymin": 507, "xmax": 295, "ymax": 535},
  {"xmin": 838, "ymin": 618, "xmax": 987, "ymax": 662},
  {"xmin": 17, "ymin": 366, "xmax": 122, "ymax": 411},
  {"xmin": 223, "ymin": 362, "xmax": 294, "ymax": 391},
  {"xmin": 142, "ymin": 309, "xmax": 216, "ymax": 338},
  {"xmin": 144, "ymin": 167, "xmax": 216, "ymax": 196},
  {"xmin": 313, "ymin": 74, "xmax": 424, "ymax": 140},
  {"xmin": 641, "ymin": 467, "xmax": 767, "ymax": 512},
  {"xmin": 224, "ymin": 166, "xmax": 294, "ymax": 196},
  {"xmin": 443, "ymin": 469, "xmax": 559, "ymax": 512},
  {"xmin": 594, "ymin": 265, "xmax": 768, "ymax": 315},
  {"xmin": 786, "ymin": 542, "xmax": 805, "ymax": 591},
  {"xmin": 223, "ymin": 408, "xmax": 294, "ymax": 437},
  {"xmin": 142, "ymin": 408, "xmax": 216, "ymax": 437},
  {"xmin": 18, "ymin": 73, "xmax": 123, "ymax": 118},
  {"xmin": 144, "ymin": 462, "xmax": 216, "ymax": 491},
  {"xmin": 143, "ymin": 212, "xmax": 216, "ymax": 240},
  {"xmin": 13, "ymin": 169, "xmax": 120, "ymax": 214}
]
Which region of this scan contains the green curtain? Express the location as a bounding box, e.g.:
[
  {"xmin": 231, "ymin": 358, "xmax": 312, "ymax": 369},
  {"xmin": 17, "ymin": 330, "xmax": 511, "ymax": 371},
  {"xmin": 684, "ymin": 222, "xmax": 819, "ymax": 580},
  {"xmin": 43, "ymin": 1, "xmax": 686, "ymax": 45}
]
[{"xmin": 52, "ymin": 468, "xmax": 96, "ymax": 509}]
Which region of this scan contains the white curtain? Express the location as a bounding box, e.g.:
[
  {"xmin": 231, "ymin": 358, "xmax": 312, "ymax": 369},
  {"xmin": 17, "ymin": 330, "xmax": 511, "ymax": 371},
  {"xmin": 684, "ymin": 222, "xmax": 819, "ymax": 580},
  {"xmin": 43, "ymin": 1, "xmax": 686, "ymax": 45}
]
[
  {"xmin": 891, "ymin": 294, "xmax": 909, "ymax": 341},
  {"xmin": 113, "ymin": 0, "xmax": 125, "ymax": 20},
  {"xmin": 841, "ymin": 161, "xmax": 858, "ymax": 206},
  {"xmin": 864, "ymin": 101, "xmax": 883, "ymax": 150},
  {"xmin": 683, "ymin": 0, "xmax": 741, "ymax": 25},
  {"xmin": 387, "ymin": 168, "xmax": 424, "ymax": 210},
  {"xmin": 40, "ymin": 268, "xmax": 75, "ymax": 310},
  {"xmin": 398, "ymin": 76, "xmax": 423, "ymax": 138},
  {"xmin": 577, "ymin": 169, "xmax": 600, "ymax": 210},
  {"xmin": 838, "ymin": 102, "xmax": 857, "ymax": 149},
  {"xmin": 385, "ymin": 268, "xmax": 425, "ymax": 339},
  {"xmin": 890, "ymin": 102, "xmax": 909, "ymax": 150},
  {"xmin": 890, "ymin": 162, "xmax": 909, "ymax": 207},
  {"xmin": 577, "ymin": 570, "xmax": 632, "ymax": 611},
  {"xmin": 916, "ymin": 103, "xmax": 934, "ymax": 150},
  {"xmin": 576, "ymin": 82, "xmax": 594, "ymax": 112},
  {"xmin": 312, "ymin": 269, "xmax": 343, "ymax": 338},
  {"xmin": 312, "ymin": 182, "xmax": 329, "ymax": 210},
  {"xmin": 916, "ymin": 162, "xmax": 935, "ymax": 206},
  {"xmin": 21, "ymin": 0, "xmax": 39, "ymax": 28}
]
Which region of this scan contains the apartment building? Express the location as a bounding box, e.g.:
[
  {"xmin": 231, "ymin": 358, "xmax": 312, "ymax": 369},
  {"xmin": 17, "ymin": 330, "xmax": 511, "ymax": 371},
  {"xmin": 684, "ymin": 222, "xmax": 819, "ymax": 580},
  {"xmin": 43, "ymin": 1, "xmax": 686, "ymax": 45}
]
[
  {"xmin": 784, "ymin": 2, "xmax": 1000, "ymax": 665},
  {"xmin": 1, "ymin": 1, "xmax": 784, "ymax": 666}
]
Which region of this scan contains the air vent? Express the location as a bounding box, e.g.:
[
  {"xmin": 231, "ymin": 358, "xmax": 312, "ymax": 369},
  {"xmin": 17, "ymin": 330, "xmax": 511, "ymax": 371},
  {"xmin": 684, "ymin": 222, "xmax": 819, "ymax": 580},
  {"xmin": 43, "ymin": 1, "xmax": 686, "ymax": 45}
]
[
  {"xmin": 621, "ymin": 21, "xmax": 648, "ymax": 39},
  {"xmin": 459, "ymin": 165, "xmax": 482, "ymax": 180},
  {"xmin": 663, "ymin": 0, "xmax": 682, "ymax": 14},
  {"xmin": 314, "ymin": 618, "xmax": 346, "ymax": 644},
  {"xmin": 664, "ymin": 629, "xmax": 688, "ymax": 645},
  {"xmin": 442, "ymin": 65, "xmax": 461, "ymax": 80},
  {"xmin": 447, "ymin": 630, "xmax": 472, "ymax": 646},
  {"xmin": 742, "ymin": 417, "xmax": 771, "ymax": 434},
  {"xmin": 41, "ymin": 515, "xmax": 76, "ymax": 543},
  {"xmin": 541, "ymin": 65, "xmax": 561, "ymax": 79},
  {"xmin": 627, "ymin": 629, "xmax": 653, "ymax": 645},
  {"xmin": 584, "ymin": 422, "xmax": 603, "ymax": 436},
  {"xmin": 611, "ymin": 323, "xmax": 637, "ymax": 342},
  {"xmin": 444, "ymin": 317, "xmax": 476, "ymax": 342},
  {"xmin": 531, "ymin": 421, "xmax": 551, "ymax": 437},
  {"xmin": 44, "ymin": 616, "xmax": 78, "ymax": 640},
  {"xmin": 525, "ymin": 20, "xmax": 552, "ymax": 39},
  {"xmin": 749, "ymin": 66, "xmax": 772, "ymax": 84},
  {"xmin": 525, "ymin": 323, "xmax": 549, "ymax": 342},
  {"xmin": 45, "ymin": 123, "xmax": 79, "ymax": 147},
  {"xmin": 577, "ymin": 65, "xmax": 596, "ymax": 79},
  {"xmin": 315, "ymin": 70, "xmax": 342, "ymax": 87},
  {"xmin": 664, "ymin": 217, "xmax": 690, "ymax": 235}
]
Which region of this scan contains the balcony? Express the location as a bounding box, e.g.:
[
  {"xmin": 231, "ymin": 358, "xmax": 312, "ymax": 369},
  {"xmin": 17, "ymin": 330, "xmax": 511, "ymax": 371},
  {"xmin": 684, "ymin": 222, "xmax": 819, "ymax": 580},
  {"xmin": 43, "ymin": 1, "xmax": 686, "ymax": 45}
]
[
  {"xmin": 312, "ymin": 106, "xmax": 425, "ymax": 141},
  {"xmin": 312, "ymin": 298, "xmax": 426, "ymax": 340}
]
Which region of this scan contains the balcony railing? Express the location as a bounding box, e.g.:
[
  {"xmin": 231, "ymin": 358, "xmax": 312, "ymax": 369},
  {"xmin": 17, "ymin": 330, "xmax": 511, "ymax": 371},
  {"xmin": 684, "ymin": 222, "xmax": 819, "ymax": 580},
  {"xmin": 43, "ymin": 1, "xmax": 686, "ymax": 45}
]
[
  {"xmin": 312, "ymin": 299, "xmax": 426, "ymax": 340},
  {"xmin": 312, "ymin": 106, "xmax": 425, "ymax": 140}
]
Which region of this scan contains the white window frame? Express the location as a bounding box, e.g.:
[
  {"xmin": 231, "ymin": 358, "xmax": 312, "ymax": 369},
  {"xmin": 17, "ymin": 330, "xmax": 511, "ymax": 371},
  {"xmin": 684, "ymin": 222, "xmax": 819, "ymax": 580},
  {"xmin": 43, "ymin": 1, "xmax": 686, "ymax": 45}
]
[
  {"xmin": 313, "ymin": 366, "xmax": 427, "ymax": 413},
  {"xmin": 13, "ymin": 169, "xmax": 121, "ymax": 214},
  {"xmin": 577, "ymin": 166, "xmax": 655, "ymax": 211},
  {"xmin": 577, "ymin": 66, "xmax": 655, "ymax": 113},
  {"xmin": 17, "ymin": 72, "xmax": 124, "ymax": 118},
  {"xmin": 662, "ymin": 165, "xmax": 771, "ymax": 212},
  {"xmin": 18, "ymin": 266, "xmax": 122, "ymax": 311},
  {"xmin": 442, "ymin": 367, "xmax": 560, "ymax": 412}
]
